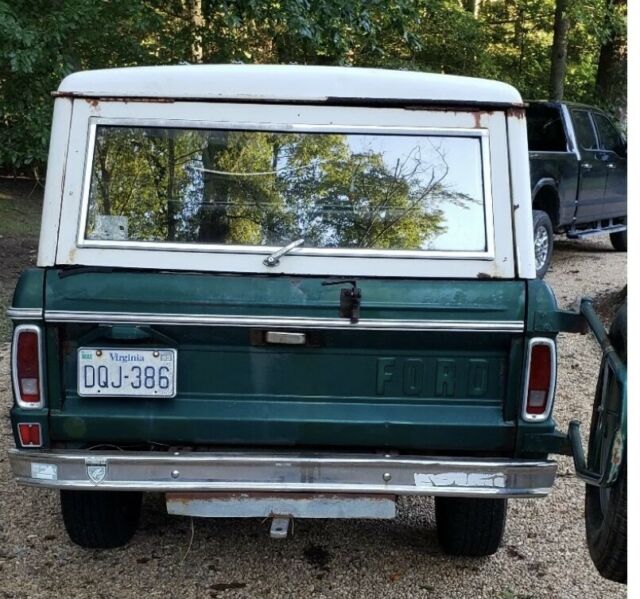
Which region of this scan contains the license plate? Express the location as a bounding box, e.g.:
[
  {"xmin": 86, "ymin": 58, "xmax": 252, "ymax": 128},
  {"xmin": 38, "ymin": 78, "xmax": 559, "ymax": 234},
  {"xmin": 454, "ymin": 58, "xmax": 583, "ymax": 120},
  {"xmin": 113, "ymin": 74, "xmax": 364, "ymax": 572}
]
[{"xmin": 77, "ymin": 348, "xmax": 177, "ymax": 398}]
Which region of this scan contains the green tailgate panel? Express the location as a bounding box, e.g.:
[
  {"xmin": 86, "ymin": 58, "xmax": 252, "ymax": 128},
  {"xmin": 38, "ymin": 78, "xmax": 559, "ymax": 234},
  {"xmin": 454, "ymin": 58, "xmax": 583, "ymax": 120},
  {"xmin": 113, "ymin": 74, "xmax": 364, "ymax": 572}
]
[{"xmin": 45, "ymin": 270, "xmax": 526, "ymax": 452}]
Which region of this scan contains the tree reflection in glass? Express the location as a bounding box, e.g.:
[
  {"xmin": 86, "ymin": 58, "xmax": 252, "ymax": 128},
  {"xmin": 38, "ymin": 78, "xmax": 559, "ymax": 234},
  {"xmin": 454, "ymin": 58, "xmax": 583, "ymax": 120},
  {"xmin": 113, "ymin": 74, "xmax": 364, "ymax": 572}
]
[{"xmin": 86, "ymin": 126, "xmax": 486, "ymax": 252}]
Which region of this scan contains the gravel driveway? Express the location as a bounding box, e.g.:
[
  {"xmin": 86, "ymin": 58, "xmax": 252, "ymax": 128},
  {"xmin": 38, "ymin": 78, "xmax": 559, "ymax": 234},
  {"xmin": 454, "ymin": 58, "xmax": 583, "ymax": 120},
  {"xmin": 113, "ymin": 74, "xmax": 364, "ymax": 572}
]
[{"xmin": 0, "ymin": 237, "xmax": 626, "ymax": 598}]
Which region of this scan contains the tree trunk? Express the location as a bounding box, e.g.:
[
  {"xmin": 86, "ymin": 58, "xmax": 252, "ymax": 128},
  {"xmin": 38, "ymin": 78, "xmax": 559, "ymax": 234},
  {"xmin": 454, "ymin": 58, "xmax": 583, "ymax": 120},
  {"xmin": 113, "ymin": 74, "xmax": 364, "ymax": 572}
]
[
  {"xmin": 198, "ymin": 135, "xmax": 231, "ymax": 243},
  {"xmin": 549, "ymin": 0, "xmax": 570, "ymax": 100},
  {"xmin": 595, "ymin": 0, "xmax": 627, "ymax": 113},
  {"xmin": 166, "ymin": 137, "xmax": 176, "ymax": 241},
  {"xmin": 189, "ymin": 0, "xmax": 204, "ymax": 63},
  {"xmin": 461, "ymin": 0, "xmax": 481, "ymax": 17}
]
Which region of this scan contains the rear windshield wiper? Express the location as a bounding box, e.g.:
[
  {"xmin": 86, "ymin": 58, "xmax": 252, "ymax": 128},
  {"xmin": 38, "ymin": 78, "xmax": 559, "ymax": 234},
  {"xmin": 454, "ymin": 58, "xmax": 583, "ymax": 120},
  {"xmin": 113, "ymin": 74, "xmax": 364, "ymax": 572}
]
[{"xmin": 263, "ymin": 239, "xmax": 304, "ymax": 267}]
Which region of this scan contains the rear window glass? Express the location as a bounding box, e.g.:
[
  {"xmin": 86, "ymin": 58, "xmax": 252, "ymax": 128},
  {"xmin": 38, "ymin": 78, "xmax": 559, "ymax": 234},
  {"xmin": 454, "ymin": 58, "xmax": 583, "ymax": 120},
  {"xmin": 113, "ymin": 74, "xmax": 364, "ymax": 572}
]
[
  {"xmin": 84, "ymin": 126, "xmax": 488, "ymax": 253},
  {"xmin": 526, "ymin": 105, "xmax": 567, "ymax": 152}
]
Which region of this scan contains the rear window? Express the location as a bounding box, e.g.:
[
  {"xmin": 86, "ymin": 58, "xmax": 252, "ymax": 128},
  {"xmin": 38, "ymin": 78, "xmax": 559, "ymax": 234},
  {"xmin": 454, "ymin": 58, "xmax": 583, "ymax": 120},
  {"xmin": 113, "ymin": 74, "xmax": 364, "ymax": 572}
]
[
  {"xmin": 83, "ymin": 125, "xmax": 488, "ymax": 253},
  {"xmin": 526, "ymin": 105, "xmax": 567, "ymax": 152}
]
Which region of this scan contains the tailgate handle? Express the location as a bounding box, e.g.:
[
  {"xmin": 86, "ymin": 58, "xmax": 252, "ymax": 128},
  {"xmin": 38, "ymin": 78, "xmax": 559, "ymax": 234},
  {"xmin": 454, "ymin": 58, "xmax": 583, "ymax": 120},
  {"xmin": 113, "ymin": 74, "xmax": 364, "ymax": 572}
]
[{"xmin": 265, "ymin": 332, "xmax": 306, "ymax": 345}]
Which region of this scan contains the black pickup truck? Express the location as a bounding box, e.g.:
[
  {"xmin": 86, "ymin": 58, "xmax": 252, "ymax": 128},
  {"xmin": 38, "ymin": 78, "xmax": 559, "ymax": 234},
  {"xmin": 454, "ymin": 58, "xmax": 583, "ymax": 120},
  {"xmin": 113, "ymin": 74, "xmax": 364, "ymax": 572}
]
[{"xmin": 526, "ymin": 101, "xmax": 627, "ymax": 277}]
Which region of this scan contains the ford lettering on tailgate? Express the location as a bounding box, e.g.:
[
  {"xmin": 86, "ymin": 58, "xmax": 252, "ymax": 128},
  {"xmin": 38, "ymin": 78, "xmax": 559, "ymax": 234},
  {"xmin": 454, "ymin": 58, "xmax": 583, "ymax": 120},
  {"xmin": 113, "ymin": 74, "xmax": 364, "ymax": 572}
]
[{"xmin": 375, "ymin": 357, "xmax": 503, "ymax": 399}]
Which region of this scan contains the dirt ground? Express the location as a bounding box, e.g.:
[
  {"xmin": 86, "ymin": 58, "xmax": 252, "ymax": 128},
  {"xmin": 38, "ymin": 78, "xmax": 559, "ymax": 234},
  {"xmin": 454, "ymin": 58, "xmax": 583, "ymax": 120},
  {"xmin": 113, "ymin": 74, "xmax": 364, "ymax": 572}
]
[{"xmin": 0, "ymin": 181, "xmax": 627, "ymax": 598}]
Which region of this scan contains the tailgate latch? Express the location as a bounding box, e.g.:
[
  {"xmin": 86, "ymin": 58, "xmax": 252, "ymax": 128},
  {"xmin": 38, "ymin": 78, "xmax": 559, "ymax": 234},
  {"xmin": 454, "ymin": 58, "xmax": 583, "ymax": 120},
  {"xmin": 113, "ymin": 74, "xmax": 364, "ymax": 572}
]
[{"xmin": 323, "ymin": 279, "xmax": 362, "ymax": 324}]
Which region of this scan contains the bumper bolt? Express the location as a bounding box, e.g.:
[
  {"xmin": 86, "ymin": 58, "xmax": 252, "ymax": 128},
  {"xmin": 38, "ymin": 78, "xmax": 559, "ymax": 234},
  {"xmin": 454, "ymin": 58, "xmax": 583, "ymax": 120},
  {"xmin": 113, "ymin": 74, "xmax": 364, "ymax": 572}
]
[
  {"xmin": 171, "ymin": 470, "xmax": 180, "ymax": 479},
  {"xmin": 383, "ymin": 472, "xmax": 392, "ymax": 482}
]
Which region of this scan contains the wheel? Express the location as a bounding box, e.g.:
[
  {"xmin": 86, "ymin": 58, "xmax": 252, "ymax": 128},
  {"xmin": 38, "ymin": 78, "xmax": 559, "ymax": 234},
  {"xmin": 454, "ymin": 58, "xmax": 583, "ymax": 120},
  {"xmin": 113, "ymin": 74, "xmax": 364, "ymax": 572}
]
[
  {"xmin": 60, "ymin": 490, "xmax": 142, "ymax": 548},
  {"xmin": 610, "ymin": 230, "xmax": 627, "ymax": 251},
  {"xmin": 435, "ymin": 497, "xmax": 507, "ymax": 556},
  {"xmin": 585, "ymin": 303, "xmax": 626, "ymax": 583},
  {"xmin": 532, "ymin": 210, "xmax": 554, "ymax": 278}
]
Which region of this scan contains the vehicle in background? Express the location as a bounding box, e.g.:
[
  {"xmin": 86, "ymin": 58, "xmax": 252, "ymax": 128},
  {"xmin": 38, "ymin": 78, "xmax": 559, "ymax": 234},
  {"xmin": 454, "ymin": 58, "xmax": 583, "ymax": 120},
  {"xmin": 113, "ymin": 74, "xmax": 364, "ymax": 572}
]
[{"xmin": 526, "ymin": 101, "xmax": 627, "ymax": 278}]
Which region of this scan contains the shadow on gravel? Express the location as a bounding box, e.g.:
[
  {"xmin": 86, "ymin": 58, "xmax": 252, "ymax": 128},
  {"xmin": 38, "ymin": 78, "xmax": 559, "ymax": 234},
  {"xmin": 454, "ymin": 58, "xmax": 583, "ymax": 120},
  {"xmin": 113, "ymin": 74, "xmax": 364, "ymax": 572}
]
[
  {"xmin": 554, "ymin": 238, "xmax": 616, "ymax": 254},
  {"xmin": 135, "ymin": 492, "xmax": 441, "ymax": 559}
]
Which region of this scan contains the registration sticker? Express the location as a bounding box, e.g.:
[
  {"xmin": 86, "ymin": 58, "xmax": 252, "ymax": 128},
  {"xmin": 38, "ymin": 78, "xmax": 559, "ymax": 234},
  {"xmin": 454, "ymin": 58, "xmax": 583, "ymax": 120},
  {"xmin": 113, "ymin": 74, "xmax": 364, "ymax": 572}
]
[{"xmin": 77, "ymin": 348, "xmax": 177, "ymax": 398}]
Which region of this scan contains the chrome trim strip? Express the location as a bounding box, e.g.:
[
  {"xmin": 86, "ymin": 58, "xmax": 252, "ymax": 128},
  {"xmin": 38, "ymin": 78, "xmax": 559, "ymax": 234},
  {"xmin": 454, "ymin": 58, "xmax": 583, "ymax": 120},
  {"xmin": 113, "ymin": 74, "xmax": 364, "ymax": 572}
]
[
  {"xmin": 11, "ymin": 324, "xmax": 46, "ymax": 409},
  {"xmin": 568, "ymin": 225, "xmax": 626, "ymax": 239},
  {"xmin": 44, "ymin": 310, "xmax": 525, "ymax": 333},
  {"xmin": 72, "ymin": 238, "xmax": 495, "ymax": 260},
  {"xmin": 521, "ymin": 337, "xmax": 557, "ymax": 422},
  {"xmin": 560, "ymin": 103, "xmax": 581, "ymax": 160},
  {"xmin": 76, "ymin": 120, "xmax": 495, "ymax": 261},
  {"xmin": 9, "ymin": 449, "xmax": 557, "ymax": 498},
  {"xmin": 6, "ymin": 307, "xmax": 43, "ymax": 320}
]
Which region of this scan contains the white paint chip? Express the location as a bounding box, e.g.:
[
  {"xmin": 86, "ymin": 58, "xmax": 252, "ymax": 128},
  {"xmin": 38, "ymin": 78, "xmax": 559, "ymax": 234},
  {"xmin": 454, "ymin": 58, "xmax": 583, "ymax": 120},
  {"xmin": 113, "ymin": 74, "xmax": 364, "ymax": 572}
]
[
  {"xmin": 414, "ymin": 471, "xmax": 506, "ymax": 488},
  {"xmin": 31, "ymin": 463, "xmax": 58, "ymax": 481}
]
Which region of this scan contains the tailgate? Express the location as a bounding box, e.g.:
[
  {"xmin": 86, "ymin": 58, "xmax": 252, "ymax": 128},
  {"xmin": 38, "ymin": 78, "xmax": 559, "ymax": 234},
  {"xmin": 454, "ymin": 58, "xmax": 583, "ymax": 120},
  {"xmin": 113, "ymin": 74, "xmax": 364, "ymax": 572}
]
[{"xmin": 44, "ymin": 270, "xmax": 526, "ymax": 452}]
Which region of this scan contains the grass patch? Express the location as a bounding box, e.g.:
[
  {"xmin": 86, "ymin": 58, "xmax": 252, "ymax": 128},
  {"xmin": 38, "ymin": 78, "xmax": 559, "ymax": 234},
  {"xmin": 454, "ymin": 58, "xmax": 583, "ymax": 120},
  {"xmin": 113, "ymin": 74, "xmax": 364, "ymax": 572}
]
[
  {"xmin": 0, "ymin": 179, "xmax": 43, "ymax": 237},
  {"xmin": 0, "ymin": 178, "xmax": 42, "ymax": 341}
]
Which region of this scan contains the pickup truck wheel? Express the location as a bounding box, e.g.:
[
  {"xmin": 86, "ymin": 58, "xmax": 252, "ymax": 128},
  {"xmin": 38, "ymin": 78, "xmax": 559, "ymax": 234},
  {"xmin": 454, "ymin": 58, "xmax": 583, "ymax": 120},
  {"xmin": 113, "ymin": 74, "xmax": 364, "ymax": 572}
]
[
  {"xmin": 60, "ymin": 490, "xmax": 142, "ymax": 548},
  {"xmin": 532, "ymin": 210, "xmax": 553, "ymax": 278},
  {"xmin": 435, "ymin": 497, "xmax": 507, "ymax": 556},
  {"xmin": 585, "ymin": 303, "xmax": 626, "ymax": 583},
  {"xmin": 609, "ymin": 230, "xmax": 627, "ymax": 252}
]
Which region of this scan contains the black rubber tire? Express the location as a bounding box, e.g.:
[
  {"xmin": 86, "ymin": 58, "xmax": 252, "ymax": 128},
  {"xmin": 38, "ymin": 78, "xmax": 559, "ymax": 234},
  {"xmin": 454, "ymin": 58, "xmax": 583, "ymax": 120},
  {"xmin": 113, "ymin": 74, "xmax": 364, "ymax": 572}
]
[
  {"xmin": 585, "ymin": 303, "xmax": 626, "ymax": 583},
  {"xmin": 532, "ymin": 210, "xmax": 554, "ymax": 279},
  {"xmin": 60, "ymin": 490, "xmax": 142, "ymax": 548},
  {"xmin": 610, "ymin": 230, "xmax": 627, "ymax": 252},
  {"xmin": 435, "ymin": 497, "xmax": 507, "ymax": 557}
]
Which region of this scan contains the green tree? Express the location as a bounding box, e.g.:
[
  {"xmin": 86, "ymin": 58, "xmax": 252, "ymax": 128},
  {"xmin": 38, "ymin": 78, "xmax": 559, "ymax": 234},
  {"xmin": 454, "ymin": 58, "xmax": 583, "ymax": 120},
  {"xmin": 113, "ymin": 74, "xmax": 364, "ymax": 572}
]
[{"xmin": 0, "ymin": 0, "xmax": 627, "ymax": 173}]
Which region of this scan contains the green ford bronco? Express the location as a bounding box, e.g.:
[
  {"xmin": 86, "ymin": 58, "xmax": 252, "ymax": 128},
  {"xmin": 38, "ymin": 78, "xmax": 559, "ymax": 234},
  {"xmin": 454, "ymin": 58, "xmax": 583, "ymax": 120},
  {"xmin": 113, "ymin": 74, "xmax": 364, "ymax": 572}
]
[{"xmin": 7, "ymin": 65, "xmax": 626, "ymax": 581}]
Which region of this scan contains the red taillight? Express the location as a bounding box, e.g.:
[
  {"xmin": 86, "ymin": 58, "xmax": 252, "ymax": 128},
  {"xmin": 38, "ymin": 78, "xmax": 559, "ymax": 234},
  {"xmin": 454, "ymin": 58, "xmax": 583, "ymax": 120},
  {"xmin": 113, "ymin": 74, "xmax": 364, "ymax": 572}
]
[
  {"xmin": 523, "ymin": 339, "xmax": 555, "ymax": 421},
  {"xmin": 17, "ymin": 423, "xmax": 42, "ymax": 447},
  {"xmin": 12, "ymin": 325, "xmax": 43, "ymax": 407}
]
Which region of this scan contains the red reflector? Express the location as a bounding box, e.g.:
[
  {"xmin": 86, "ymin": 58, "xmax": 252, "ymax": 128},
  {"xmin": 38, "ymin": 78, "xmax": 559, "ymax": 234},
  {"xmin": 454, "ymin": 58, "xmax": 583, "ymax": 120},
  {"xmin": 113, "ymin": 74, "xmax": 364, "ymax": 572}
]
[
  {"xmin": 526, "ymin": 343, "xmax": 553, "ymax": 416},
  {"xmin": 18, "ymin": 423, "xmax": 42, "ymax": 447},
  {"xmin": 14, "ymin": 328, "xmax": 41, "ymax": 405}
]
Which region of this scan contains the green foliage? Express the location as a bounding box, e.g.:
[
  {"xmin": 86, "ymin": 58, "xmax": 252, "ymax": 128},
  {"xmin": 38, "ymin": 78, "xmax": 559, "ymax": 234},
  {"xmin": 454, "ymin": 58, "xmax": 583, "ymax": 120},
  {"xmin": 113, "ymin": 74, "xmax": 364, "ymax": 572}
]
[
  {"xmin": 0, "ymin": 0, "xmax": 627, "ymax": 172},
  {"xmin": 0, "ymin": 0, "xmax": 161, "ymax": 170}
]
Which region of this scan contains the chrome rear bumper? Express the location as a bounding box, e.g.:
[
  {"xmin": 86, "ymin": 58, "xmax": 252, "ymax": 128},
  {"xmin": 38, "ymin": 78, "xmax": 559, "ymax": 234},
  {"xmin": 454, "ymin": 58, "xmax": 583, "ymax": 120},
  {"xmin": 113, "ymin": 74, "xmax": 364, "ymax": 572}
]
[{"xmin": 8, "ymin": 449, "xmax": 556, "ymax": 498}]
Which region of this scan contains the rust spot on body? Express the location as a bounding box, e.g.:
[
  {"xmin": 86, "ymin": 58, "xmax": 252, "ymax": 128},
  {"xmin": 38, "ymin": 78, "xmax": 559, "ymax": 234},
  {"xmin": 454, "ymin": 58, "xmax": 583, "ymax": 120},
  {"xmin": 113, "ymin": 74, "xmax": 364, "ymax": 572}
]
[{"xmin": 506, "ymin": 106, "xmax": 526, "ymax": 119}]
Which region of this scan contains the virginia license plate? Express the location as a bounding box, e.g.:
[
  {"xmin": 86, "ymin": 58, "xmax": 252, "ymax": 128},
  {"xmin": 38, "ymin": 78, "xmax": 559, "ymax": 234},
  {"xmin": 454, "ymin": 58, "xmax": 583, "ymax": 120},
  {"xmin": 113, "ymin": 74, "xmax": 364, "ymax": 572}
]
[{"xmin": 77, "ymin": 348, "xmax": 177, "ymax": 398}]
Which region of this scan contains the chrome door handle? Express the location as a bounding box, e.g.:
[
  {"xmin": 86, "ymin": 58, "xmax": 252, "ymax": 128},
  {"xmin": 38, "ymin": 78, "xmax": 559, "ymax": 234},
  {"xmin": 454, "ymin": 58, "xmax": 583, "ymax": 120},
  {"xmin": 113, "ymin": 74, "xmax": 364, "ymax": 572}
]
[
  {"xmin": 582, "ymin": 163, "xmax": 593, "ymax": 171},
  {"xmin": 607, "ymin": 163, "xmax": 617, "ymax": 169}
]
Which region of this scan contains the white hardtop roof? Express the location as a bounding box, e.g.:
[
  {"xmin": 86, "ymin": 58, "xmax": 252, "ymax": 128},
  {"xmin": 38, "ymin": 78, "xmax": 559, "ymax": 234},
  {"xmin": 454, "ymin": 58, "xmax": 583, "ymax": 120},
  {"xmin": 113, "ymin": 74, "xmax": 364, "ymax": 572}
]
[{"xmin": 57, "ymin": 64, "xmax": 522, "ymax": 106}]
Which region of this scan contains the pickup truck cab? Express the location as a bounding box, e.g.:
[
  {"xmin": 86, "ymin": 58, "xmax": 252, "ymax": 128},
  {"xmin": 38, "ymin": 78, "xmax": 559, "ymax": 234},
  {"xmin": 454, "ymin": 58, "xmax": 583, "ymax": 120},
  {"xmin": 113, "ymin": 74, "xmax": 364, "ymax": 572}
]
[
  {"xmin": 6, "ymin": 66, "xmax": 626, "ymax": 579},
  {"xmin": 526, "ymin": 101, "xmax": 627, "ymax": 277}
]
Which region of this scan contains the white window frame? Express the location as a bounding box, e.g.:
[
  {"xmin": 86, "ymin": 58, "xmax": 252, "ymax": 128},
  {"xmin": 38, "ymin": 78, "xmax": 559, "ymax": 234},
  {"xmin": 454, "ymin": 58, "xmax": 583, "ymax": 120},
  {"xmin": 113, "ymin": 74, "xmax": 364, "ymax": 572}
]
[{"xmin": 53, "ymin": 100, "xmax": 516, "ymax": 278}]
